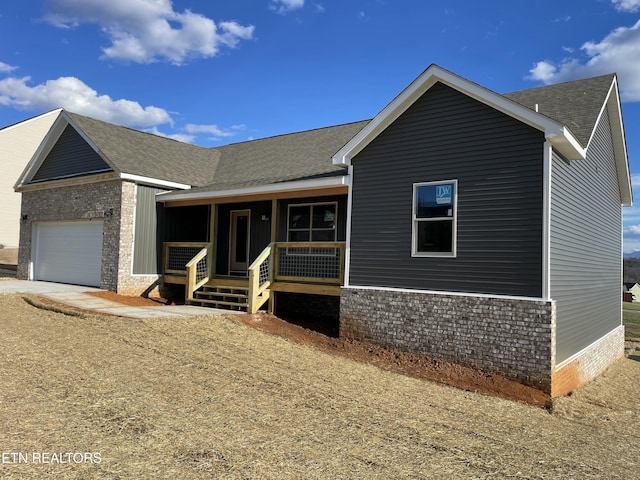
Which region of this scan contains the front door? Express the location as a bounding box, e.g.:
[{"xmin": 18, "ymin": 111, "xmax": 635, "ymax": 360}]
[{"xmin": 229, "ymin": 210, "xmax": 250, "ymax": 273}]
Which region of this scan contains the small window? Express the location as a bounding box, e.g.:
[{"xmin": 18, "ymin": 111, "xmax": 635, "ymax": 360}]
[
  {"xmin": 412, "ymin": 180, "xmax": 457, "ymax": 257},
  {"xmin": 287, "ymin": 202, "xmax": 337, "ymax": 242}
]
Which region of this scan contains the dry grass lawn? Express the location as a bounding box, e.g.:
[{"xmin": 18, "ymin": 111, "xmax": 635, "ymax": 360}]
[{"xmin": 0, "ymin": 294, "xmax": 639, "ymax": 479}]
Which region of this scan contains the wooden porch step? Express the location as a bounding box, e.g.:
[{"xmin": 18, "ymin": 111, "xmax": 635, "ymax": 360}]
[
  {"xmin": 190, "ymin": 298, "xmax": 249, "ymax": 310},
  {"xmin": 197, "ymin": 291, "xmax": 247, "ymax": 299},
  {"xmin": 189, "ymin": 284, "xmax": 250, "ymax": 312}
]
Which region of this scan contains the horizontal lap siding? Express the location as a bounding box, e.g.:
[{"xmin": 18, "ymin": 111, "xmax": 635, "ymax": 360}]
[
  {"xmin": 32, "ymin": 125, "xmax": 111, "ymax": 182},
  {"xmin": 551, "ymin": 109, "xmax": 622, "ymax": 364},
  {"xmin": 349, "ymin": 82, "xmax": 544, "ymax": 297}
]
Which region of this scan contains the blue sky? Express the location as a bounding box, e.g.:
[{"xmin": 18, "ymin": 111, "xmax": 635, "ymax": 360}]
[{"xmin": 2, "ymin": 0, "xmax": 640, "ymax": 250}]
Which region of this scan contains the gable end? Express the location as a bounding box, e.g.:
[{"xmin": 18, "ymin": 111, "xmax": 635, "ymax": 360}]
[{"xmin": 29, "ymin": 123, "xmax": 112, "ymax": 184}]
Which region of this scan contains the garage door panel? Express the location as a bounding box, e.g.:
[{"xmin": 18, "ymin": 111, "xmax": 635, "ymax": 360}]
[{"xmin": 33, "ymin": 221, "xmax": 103, "ymax": 287}]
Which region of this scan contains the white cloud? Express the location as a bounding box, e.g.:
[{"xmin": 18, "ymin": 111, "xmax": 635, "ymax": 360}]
[
  {"xmin": 45, "ymin": 0, "xmax": 254, "ymax": 64},
  {"xmin": 145, "ymin": 126, "xmax": 195, "ymax": 143},
  {"xmin": 612, "ymin": 0, "xmax": 640, "ymax": 12},
  {"xmin": 0, "ymin": 75, "xmax": 171, "ymax": 127},
  {"xmin": 270, "ymin": 0, "xmax": 304, "ymax": 14},
  {"xmin": 184, "ymin": 123, "xmax": 245, "ymax": 139},
  {"xmin": 0, "ymin": 61, "xmax": 17, "ymax": 74},
  {"xmin": 529, "ymin": 19, "xmax": 640, "ymax": 101}
]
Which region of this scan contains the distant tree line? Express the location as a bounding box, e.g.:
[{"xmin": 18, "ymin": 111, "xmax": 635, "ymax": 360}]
[{"xmin": 624, "ymin": 258, "xmax": 640, "ymax": 284}]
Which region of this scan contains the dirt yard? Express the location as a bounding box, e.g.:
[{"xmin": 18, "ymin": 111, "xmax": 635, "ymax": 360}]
[{"xmin": 0, "ymin": 294, "xmax": 639, "ymax": 479}]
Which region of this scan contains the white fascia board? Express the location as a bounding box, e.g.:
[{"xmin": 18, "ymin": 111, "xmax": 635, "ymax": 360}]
[
  {"xmin": 157, "ymin": 175, "xmax": 349, "ymax": 203},
  {"xmin": 0, "ymin": 108, "xmax": 61, "ymax": 134},
  {"xmin": 606, "ymin": 79, "xmax": 632, "ymax": 206},
  {"xmin": 119, "ymin": 173, "xmax": 192, "ymax": 190},
  {"xmin": 581, "ymin": 77, "xmax": 631, "ymax": 206},
  {"xmin": 14, "ymin": 110, "xmax": 120, "ymax": 189},
  {"xmin": 333, "ymin": 64, "xmax": 585, "ymax": 165},
  {"xmin": 546, "ymin": 126, "xmax": 586, "ymax": 161}
]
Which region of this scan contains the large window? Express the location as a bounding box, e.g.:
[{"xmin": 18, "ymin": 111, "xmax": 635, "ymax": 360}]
[
  {"xmin": 412, "ymin": 180, "xmax": 457, "ymax": 257},
  {"xmin": 287, "ymin": 202, "xmax": 337, "ymax": 242}
]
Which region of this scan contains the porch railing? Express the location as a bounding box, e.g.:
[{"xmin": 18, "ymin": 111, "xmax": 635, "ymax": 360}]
[
  {"xmin": 164, "ymin": 241, "xmax": 346, "ymax": 312},
  {"xmin": 246, "ymin": 241, "xmax": 346, "ymax": 313},
  {"xmin": 247, "ymin": 242, "xmax": 275, "ymax": 314},
  {"xmin": 273, "ymin": 242, "xmax": 345, "ymax": 285},
  {"xmin": 164, "ymin": 242, "xmax": 213, "ymax": 301},
  {"xmin": 185, "ymin": 242, "xmax": 214, "ymax": 301}
]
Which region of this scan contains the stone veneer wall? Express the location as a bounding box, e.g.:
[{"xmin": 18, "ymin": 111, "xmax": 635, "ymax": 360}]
[
  {"xmin": 18, "ymin": 179, "xmax": 123, "ymax": 291},
  {"xmin": 18, "ymin": 179, "xmax": 161, "ymax": 295},
  {"xmin": 340, "ymin": 287, "xmax": 556, "ymax": 392},
  {"xmin": 115, "ymin": 181, "xmax": 162, "ymax": 296}
]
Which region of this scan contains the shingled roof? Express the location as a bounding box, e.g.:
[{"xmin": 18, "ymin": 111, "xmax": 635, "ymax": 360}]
[
  {"xmin": 25, "ymin": 70, "xmax": 618, "ymax": 195},
  {"xmin": 503, "ymin": 74, "xmax": 615, "ymax": 148},
  {"xmin": 192, "ymin": 120, "xmax": 370, "ymax": 193},
  {"xmin": 67, "ymin": 112, "xmax": 219, "ymax": 187}
]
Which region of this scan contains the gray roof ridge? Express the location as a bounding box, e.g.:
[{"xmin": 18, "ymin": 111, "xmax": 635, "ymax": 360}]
[
  {"xmin": 64, "ymin": 109, "xmax": 211, "ymax": 151},
  {"xmin": 213, "ymin": 118, "xmax": 372, "ymax": 149}
]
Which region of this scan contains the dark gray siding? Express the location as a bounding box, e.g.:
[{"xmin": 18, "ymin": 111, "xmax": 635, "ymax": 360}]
[
  {"xmin": 550, "ymin": 108, "xmax": 622, "ymax": 364},
  {"xmin": 349, "ymin": 82, "xmax": 545, "ymax": 297},
  {"xmin": 160, "ymin": 205, "xmax": 210, "ymax": 243},
  {"xmin": 31, "ymin": 124, "xmax": 111, "ymax": 182},
  {"xmin": 215, "ymin": 201, "xmax": 272, "ymax": 275},
  {"xmin": 133, "ymin": 186, "xmax": 168, "ymax": 274}
]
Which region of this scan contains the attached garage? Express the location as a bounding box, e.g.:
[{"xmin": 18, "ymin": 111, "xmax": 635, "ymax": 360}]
[{"xmin": 32, "ymin": 220, "xmax": 103, "ymax": 287}]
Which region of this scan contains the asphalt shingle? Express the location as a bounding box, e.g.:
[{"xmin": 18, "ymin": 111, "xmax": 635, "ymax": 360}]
[
  {"xmin": 503, "ymin": 73, "xmax": 615, "ymax": 148},
  {"xmin": 57, "ymin": 74, "xmax": 614, "ymax": 192}
]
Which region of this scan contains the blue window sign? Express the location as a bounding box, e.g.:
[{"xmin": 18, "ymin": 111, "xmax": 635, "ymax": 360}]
[{"xmin": 436, "ymin": 184, "xmax": 453, "ymax": 205}]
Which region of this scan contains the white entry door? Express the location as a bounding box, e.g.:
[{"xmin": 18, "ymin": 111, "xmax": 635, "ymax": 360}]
[{"xmin": 33, "ymin": 221, "xmax": 103, "ymax": 287}]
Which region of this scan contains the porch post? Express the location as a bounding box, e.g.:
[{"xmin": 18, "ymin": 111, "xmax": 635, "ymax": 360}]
[
  {"xmin": 269, "ymin": 199, "xmax": 277, "ymax": 314},
  {"xmin": 209, "ymin": 204, "xmax": 218, "ymax": 278},
  {"xmin": 270, "ymin": 199, "xmax": 278, "ymax": 242}
]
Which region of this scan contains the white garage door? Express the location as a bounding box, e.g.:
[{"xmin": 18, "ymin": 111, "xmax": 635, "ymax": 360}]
[{"xmin": 33, "ymin": 221, "xmax": 103, "ymax": 287}]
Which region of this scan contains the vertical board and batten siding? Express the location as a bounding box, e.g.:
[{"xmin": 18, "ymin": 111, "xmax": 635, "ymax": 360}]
[
  {"xmin": 550, "ymin": 108, "xmax": 622, "ymax": 364},
  {"xmin": 133, "ymin": 185, "xmax": 168, "ymax": 274},
  {"xmin": 31, "ymin": 125, "xmax": 111, "ymax": 182},
  {"xmin": 349, "ymin": 82, "xmax": 545, "ymax": 297}
]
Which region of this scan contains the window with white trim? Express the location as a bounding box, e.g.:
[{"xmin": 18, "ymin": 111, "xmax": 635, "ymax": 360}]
[
  {"xmin": 287, "ymin": 202, "xmax": 337, "ymax": 242},
  {"xmin": 412, "ymin": 180, "xmax": 457, "ymax": 257}
]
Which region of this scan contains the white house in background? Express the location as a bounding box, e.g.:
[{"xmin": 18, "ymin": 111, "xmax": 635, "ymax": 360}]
[{"xmin": 0, "ymin": 109, "xmax": 61, "ymax": 248}]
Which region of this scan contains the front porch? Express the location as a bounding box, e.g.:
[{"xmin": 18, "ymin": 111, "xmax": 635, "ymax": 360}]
[{"xmin": 163, "ymin": 241, "xmax": 345, "ymax": 313}]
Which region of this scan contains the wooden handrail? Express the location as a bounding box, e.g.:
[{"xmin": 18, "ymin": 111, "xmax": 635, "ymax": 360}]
[
  {"xmin": 273, "ymin": 241, "xmax": 346, "ymax": 249},
  {"xmin": 185, "ymin": 243, "xmax": 213, "ymax": 301},
  {"xmin": 248, "ymin": 242, "xmax": 275, "ymax": 314},
  {"xmin": 248, "ymin": 242, "xmax": 275, "ymax": 271}
]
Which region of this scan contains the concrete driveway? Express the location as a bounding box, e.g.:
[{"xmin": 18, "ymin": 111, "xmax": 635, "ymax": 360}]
[{"xmin": 0, "ymin": 279, "xmax": 233, "ymax": 319}]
